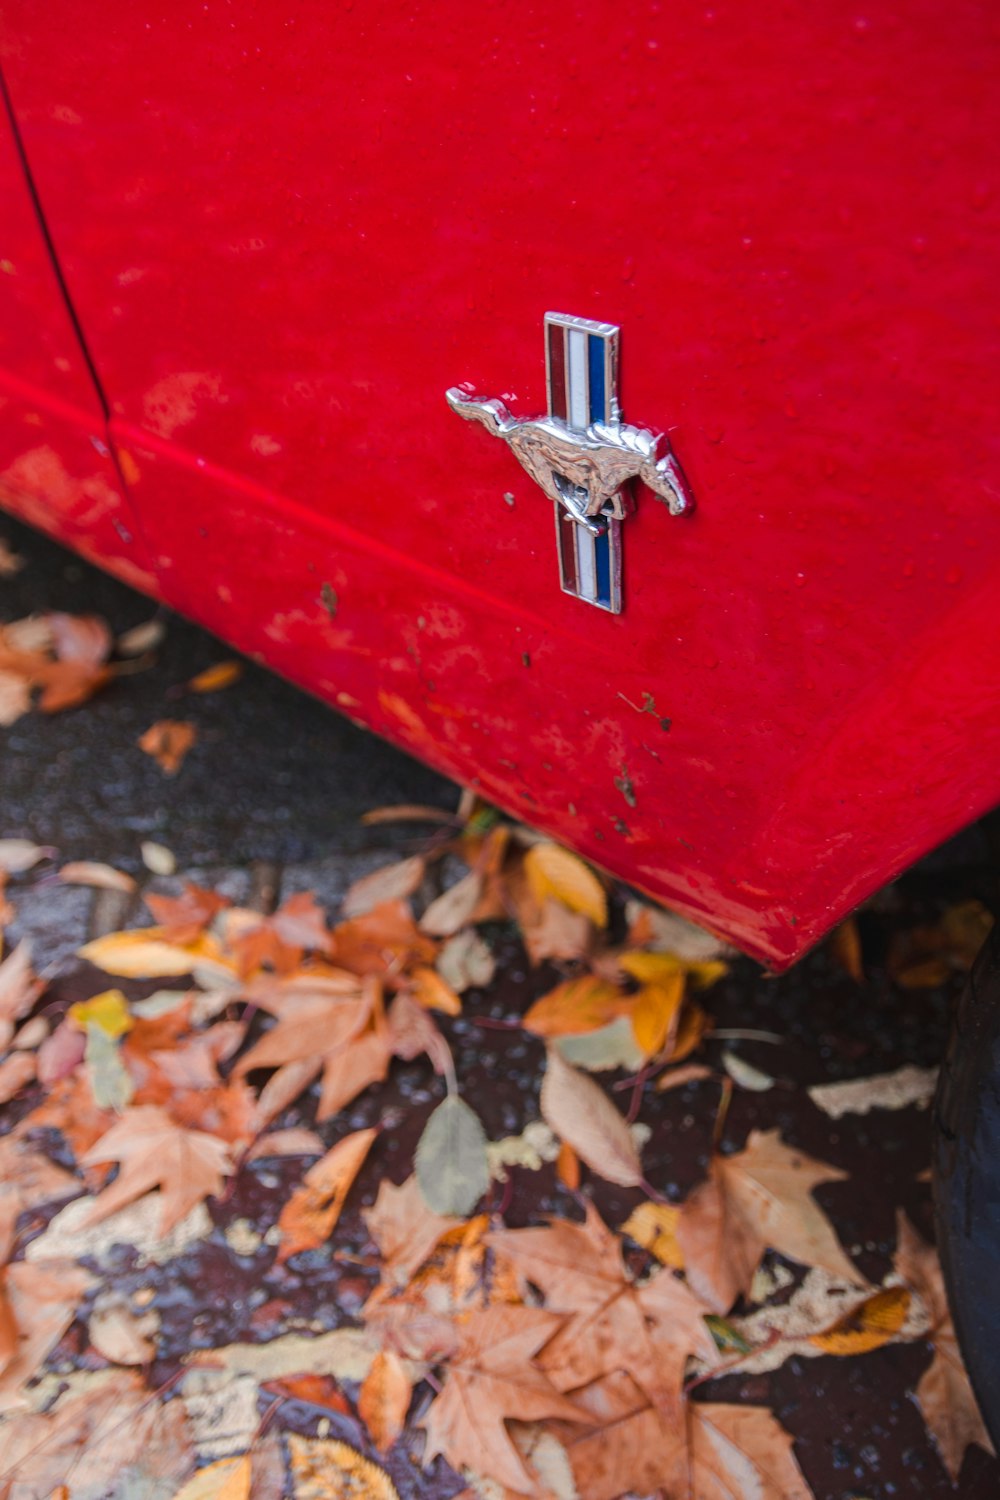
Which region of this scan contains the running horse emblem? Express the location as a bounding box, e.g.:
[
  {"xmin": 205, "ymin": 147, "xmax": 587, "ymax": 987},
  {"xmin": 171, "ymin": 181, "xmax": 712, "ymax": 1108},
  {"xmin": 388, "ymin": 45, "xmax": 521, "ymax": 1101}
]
[{"xmin": 446, "ymin": 312, "xmax": 693, "ymax": 614}]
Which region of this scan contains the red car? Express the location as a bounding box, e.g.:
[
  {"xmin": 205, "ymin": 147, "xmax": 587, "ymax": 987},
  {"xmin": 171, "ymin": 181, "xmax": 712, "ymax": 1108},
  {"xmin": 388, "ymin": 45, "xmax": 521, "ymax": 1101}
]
[{"xmin": 1, "ymin": 0, "xmax": 999, "ymax": 1432}]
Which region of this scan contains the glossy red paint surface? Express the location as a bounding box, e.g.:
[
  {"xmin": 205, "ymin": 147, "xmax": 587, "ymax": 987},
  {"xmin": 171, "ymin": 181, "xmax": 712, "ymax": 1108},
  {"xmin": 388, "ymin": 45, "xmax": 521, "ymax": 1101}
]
[
  {"xmin": 0, "ymin": 88, "xmax": 155, "ymax": 592},
  {"xmin": 1, "ymin": 2, "xmax": 999, "ymax": 967}
]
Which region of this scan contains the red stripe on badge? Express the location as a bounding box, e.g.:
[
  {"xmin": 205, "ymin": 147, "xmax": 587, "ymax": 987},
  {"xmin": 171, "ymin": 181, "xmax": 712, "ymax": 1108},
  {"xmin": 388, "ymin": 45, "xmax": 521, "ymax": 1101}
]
[{"xmin": 547, "ymin": 321, "xmax": 567, "ymax": 421}]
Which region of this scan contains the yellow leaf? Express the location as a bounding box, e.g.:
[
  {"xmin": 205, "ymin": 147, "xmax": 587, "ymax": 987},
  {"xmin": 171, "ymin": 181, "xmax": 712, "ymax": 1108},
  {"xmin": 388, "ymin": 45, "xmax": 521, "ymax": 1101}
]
[
  {"xmin": 187, "ymin": 660, "xmax": 243, "ymax": 693},
  {"xmin": 523, "ymin": 843, "xmax": 607, "ymax": 928},
  {"xmin": 67, "ymin": 989, "xmax": 133, "ymax": 1038},
  {"xmin": 620, "ymin": 949, "xmax": 727, "ymax": 990},
  {"xmin": 78, "ymin": 928, "xmax": 231, "ymax": 979},
  {"xmin": 410, "ymin": 966, "xmax": 462, "ymax": 1016},
  {"xmin": 618, "ymin": 951, "xmax": 684, "ymax": 985},
  {"xmin": 288, "ymin": 1434, "xmax": 400, "ymax": 1500},
  {"xmin": 809, "ymin": 1285, "xmax": 911, "ymax": 1356},
  {"xmin": 168, "ymin": 1455, "xmax": 252, "ymax": 1500},
  {"xmin": 620, "ymin": 1201, "xmax": 685, "ymax": 1269},
  {"xmin": 523, "ymin": 975, "xmax": 625, "ymax": 1038},
  {"xmin": 629, "ymin": 975, "xmax": 685, "ymax": 1058}
]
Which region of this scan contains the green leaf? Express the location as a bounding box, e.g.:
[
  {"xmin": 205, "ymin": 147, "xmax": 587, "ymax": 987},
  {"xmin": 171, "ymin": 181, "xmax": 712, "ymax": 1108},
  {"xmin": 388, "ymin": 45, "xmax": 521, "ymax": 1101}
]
[
  {"xmin": 705, "ymin": 1315, "xmax": 754, "ymax": 1354},
  {"xmin": 415, "ymin": 1096, "xmax": 489, "ymax": 1216},
  {"xmin": 85, "ymin": 1023, "xmax": 134, "ymax": 1111}
]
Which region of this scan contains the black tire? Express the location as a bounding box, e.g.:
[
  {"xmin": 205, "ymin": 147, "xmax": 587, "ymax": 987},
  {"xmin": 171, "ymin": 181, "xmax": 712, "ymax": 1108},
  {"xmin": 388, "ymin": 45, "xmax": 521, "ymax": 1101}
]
[{"xmin": 933, "ymin": 919, "xmax": 1000, "ymax": 1448}]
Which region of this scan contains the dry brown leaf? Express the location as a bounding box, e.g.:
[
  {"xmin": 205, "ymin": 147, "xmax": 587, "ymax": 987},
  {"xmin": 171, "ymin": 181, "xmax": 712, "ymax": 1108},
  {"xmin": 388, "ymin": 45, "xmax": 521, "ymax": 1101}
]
[
  {"xmin": 88, "ymin": 1290, "xmax": 159, "ymax": 1365},
  {"xmin": 139, "ymin": 719, "xmax": 197, "ymax": 775},
  {"xmin": 894, "ymin": 1210, "xmax": 993, "ymax": 1480},
  {"xmin": 0, "ymin": 1367, "xmax": 195, "ymax": 1494},
  {"xmin": 522, "ymin": 975, "xmax": 626, "ymax": 1039},
  {"xmin": 0, "ymin": 1259, "xmax": 94, "ymax": 1411},
  {"xmin": 145, "ymin": 882, "xmax": 232, "ymax": 943},
  {"xmin": 78, "ymin": 926, "xmax": 229, "ymax": 979},
  {"xmin": 558, "ymin": 1369, "xmax": 685, "ymax": 1500},
  {"xmin": 436, "ymin": 928, "xmax": 496, "ymax": 993},
  {"xmin": 829, "ymin": 917, "xmax": 864, "ymax": 982},
  {"xmin": 0, "ymin": 1052, "xmax": 36, "ymax": 1105},
  {"xmin": 556, "ymin": 1141, "xmax": 580, "ymax": 1192},
  {"xmin": 686, "ymin": 1401, "xmax": 814, "ymax": 1499},
  {"xmin": 58, "ymin": 860, "xmax": 136, "ymax": 893},
  {"xmin": 420, "ymin": 870, "xmax": 484, "ymax": 937},
  {"xmin": 117, "ymin": 616, "xmax": 166, "ymax": 656},
  {"xmin": 0, "ymin": 669, "xmax": 30, "ymax": 726},
  {"xmin": 342, "ymin": 857, "xmax": 427, "ymax": 919},
  {"xmin": 0, "ymin": 941, "xmax": 44, "ymax": 1049},
  {"xmin": 237, "ymin": 973, "xmax": 391, "ymax": 1124},
  {"xmin": 490, "ymin": 1203, "xmax": 716, "ymax": 1417},
  {"xmin": 420, "ymin": 1305, "xmax": 588, "ymax": 1494},
  {"xmin": 277, "ymin": 1127, "xmax": 377, "ymax": 1262},
  {"xmin": 329, "ymin": 899, "xmax": 437, "ymax": 978},
  {"xmin": 246, "ymin": 1127, "xmax": 325, "ymax": 1161},
  {"xmin": 408, "ymin": 965, "xmax": 462, "ymax": 1017},
  {"xmin": 187, "ymin": 660, "xmax": 243, "ymax": 694},
  {"xmin": 656, "ymin": 1062, "xmax": 715, "ymax": 1092},
  {"xmin": 358, "ymin": 1348, "xmax": 411, "ymax": 1451},
  {"xmin": 362, "ymin": 1174, "xmax": 462, "ymax": 1291},
  {"xmin": 523, "ymin": 843, "xmax": 608, "ymax": 928},
  {"xmin": 677, "ymin": 1130, "xmax": 861, "ymax": 1313},
  {"xmin": 81, "ymin": 1105, "xmax": 233, "ymax": 1232},
  {"xmin": 540, "ymin": 1046, "xmax": 642, "ymax": 1188}
]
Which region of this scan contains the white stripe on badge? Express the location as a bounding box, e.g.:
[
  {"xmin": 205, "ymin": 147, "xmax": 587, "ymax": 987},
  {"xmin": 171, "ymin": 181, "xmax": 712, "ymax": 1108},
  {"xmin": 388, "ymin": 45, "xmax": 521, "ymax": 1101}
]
[
  {"xmin": 567, "ymin": 328, "xmax": 589, "ymax": 432},
  {"xmin": 575, "ymin": 521, "xmax": 597, "ymax": 601}
]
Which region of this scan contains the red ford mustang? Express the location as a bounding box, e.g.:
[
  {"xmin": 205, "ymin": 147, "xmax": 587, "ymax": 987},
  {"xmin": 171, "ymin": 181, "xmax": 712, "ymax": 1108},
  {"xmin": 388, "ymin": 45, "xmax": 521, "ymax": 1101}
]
[{"xmin": 1, "ymin": 0, "xmax": 999, "ymax": 1433}]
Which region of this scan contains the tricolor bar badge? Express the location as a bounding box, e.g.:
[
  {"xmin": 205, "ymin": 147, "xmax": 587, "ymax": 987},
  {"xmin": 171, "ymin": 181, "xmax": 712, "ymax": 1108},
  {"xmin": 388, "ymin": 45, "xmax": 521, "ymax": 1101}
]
[
  {"xmin": 545, "ymin": 313, "xmax": 624, "ymax": 613},
  {"xmin": 445, "ymin": 314, "xmax": 692, "ymax": 615}
]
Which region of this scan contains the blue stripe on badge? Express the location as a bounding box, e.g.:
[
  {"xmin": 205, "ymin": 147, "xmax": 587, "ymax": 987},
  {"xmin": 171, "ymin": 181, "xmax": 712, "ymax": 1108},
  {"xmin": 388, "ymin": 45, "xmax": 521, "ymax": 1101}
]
[
  {"xmin": 588, "ymin": 334, "xmax": 606, "ymax": 424},
  {"xmin": 594, "ymin": 526, "xmax": 612, "ymax": 607}
]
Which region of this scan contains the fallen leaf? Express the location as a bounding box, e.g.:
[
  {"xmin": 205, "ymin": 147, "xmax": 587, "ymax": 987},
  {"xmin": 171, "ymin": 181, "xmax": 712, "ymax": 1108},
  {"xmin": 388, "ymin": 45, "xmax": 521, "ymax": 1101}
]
[
  {"xmin": 0, "ymin": 1367, "xmax": 196, "ymax": 1493},
  {"xmin": 362, "ymin": 1175, "xmax": 462, "ymax": 1290},
  {"xmin": 117, "ymin": 616, "xmax": 166, "ymax": 656},
  {"xmin": 139, "ymin": 719, "xmax": 197, "ymax": 775},
  {"xmin": 807, "ymin": 1064, "xmax": 938, "ymax": 1120},
  {"xmin": 523, "ymin": 843, "xmax": 607, "ymax": 928},
  {"xmin": 0, "ymin": 670, "xmax": 30, "ymax": 726},
  {"xmin": 169, "ymin": 1454, "xmax": 252, "ymax": 1500},
  {"xmin": 78, "ymin": 927, "xmax": 229, "ymax": 979},
  {"xmin": 630, "ymin": 974, "xmax": 685, "ymax": 1058},
  {"xmin": 145, "ymin": 882, "xmax": 232, "ymax": 943},
  {"xmin": 0, "ymin": 1052, "xmax": 36, "ymax": 1105},
  {"xmin": 408, "ymin": 965, "xmax": 462, "ymax": 1017},
  {"xmin": 721, "ymin": 1050, "xmax": 776, "ymax": 1093},
  {"xmin": 436, "ymin": 928, "xmax": 496, "ymax": 992},
  {"xmin": 68, "ymin": 987, "xmax": 133, "ymax": 1037},
  {"xmin": 809, "ymin": 1284, "xmax": 911, "ymax": 1356},
  {"xmin": 558, "ymin": 1369, "xmax": 685, "ymax": 1500},
  {"xmin": 894, "ymin": 1210, "xmax": 993, "ymax": 1480},
  {"xmin": 522, "ymin": 975, "xmax": 626, "ymax": 1039},
  {"xmin": 0, "ymin": 942, "xmax": 44, "ymax": 1050},
  {"xmin": 620, "ymin": 1201, "xmax": 684, "ymax": 1269},
  {"xmin": 277, "ymin": 1127, "xmax": 377, "ymax": 1261},
  {"xmin": 686, "ymin": 1401, "xmax": 814, "ymax": 1499},
  {"xmin": 288, "ymin": 1433, "xmax": 400, "ymax": 1500},
  {"xmin": 490, "ymin": 1203, "xmax": 716, "ymax": 1416},
  {"xmin": 0, "ymin": 1259, "xmax": 94, "ymax": 1411},
  {"xmin": 58, "ymin": 860, "xmax": 136, "ymax": 893},
  {"xmin": 415, "ymin": 1095, "xmax": 489, "ymax": 1217},
  {"xmin": 88, "ymin": 1289, "xmax": 159, "ymax": 1365},
  {"xmin": 556, "ymin": 1141, "xmax": 580, "ymax": 1192},
  {"xmin": 330, "ymin": 899, "xmax": 437, "ymax": 978},
  {"xmin": 142, "ymin": 840, "xmax": 177, "ymax": 875},
  {"xmin": 677, "ymin": 1129, "xmax": 861, "ymax": 1313},
  {"xmin": 358, "ymin": 1347, "xmax": 411, "ymax": 1451},
  {"xmin": 237, "ymin": 972, "xmax": 390, "ymax": 1124},
  {"xmin": 187, "ymin": 660, "xmax": 243, "ymax": 694},
  {"xmin": 829, "ymin": 917, "xmax": 864, "ymax": 982},
  {"xmin": 81, "ymin": 1105, "xmax": 233, "ymax": 1232},
  {"xmin": 0, "ymin": 840, "xmax": 51, "ymax": 874},
  {"xmin": 83, "ymin": 1023, "xmax": 135, "ymax": 1110},
  {"xmin": 420, "ymin": 1305, "xmax": 588, "ymax": 1494},
  {"xmin": 540, "ymin": 1047, "xmax": 643, "ymax": 1188},
  {"xmin": 655, "ymin": 1062, "xmax": 714, "ymax": 1092},
  {"xmin": 342, "ymin": 857, "xmax": 426, "ymax": 919},
  {"xmin": 420, "ymin": 871, "xmax": 484, "ymax": 937},
  {"xmin": 246, "ymin": 1127, "xmax": 325, "ymax": 1161},
  {"xmin": 0, "ymin": 539, "xmax": 24, "ymax": 576},
  {"xmin": 624, "ymin": 899, "xmax": 733, "ymax": 961}
]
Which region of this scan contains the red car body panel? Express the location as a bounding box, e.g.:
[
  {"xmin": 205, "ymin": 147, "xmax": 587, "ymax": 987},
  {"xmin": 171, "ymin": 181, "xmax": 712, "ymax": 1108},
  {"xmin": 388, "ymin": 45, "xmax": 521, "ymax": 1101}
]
[{"xmin": 1, "ymin": 2, "xmax": 999, "ymax": 968}]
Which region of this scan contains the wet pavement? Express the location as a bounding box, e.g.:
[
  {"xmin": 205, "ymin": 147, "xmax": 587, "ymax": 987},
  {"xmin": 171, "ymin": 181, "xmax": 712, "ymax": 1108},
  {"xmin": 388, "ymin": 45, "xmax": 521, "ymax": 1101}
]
[{"xmin": 2, "ymin": 513, "xmax": 1000, "ymax": 1500}]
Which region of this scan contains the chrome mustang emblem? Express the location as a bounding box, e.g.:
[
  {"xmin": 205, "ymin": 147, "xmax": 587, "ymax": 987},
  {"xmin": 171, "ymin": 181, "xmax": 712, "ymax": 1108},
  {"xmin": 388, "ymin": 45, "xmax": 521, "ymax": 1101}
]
[{"xmin": 446, "ymin": 312, "xmax": 692, "ymax": 613}]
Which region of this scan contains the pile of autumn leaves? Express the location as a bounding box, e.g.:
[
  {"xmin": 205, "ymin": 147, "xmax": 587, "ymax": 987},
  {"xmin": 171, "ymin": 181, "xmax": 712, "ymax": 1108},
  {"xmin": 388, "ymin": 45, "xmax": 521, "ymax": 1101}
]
[{"xmin": 0, "ymin": 818, "xmax": 991, "ymax": 1498}]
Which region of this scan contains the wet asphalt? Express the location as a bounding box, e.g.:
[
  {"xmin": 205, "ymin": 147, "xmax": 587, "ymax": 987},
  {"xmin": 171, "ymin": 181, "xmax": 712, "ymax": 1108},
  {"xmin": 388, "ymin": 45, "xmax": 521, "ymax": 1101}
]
[
  {"xmin": 0, "ymin": 514, "xmax": 456, "ymax": 872},
  {"xmin": 3, "ymin": 512, "xmax": 1000, "ymax": 1499}
]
